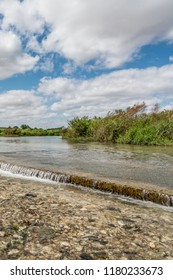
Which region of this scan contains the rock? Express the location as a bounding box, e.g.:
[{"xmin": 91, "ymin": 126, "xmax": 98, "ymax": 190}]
[
  {"xmin": 100, "ymin": 230, "xmax": 107, "ymax": 235},
  {"xmin": 39, "ymin": 227, "xmax": 55, "ymax": 241},
  {"xmin": 75, "ymin": 246, "xmax": 83, "ymax": 252},
  {"xmin": 99, "ymin": 239, "xmax": 108, "ymax": 245},
  {"xmin": 92, "ymin": 251, "xmax": 108, "ymax": 259},
  {"xmin": 85, "ymin": 235, "xmax": 99, "ymax": 241},
  {"xmin": 42, "ymin": 246, "xmax": 53, "ymax": 255},
  {"xmin": 25, "ymin": 193, "xmax": 37, "ymax": 198},
  {"xmin": 80, "ymin": 253, "xmax": 93, "ymax": 260},
  {"xmin": 8, "ymin": 249, "xmax": 20, "ymax": 256},
  {"xmin": 107, "ymin": 207, "xmax": 121, "ymax": 212},
  {"xmin": 1, "ymin": 175, "xmax": 173, "ymax": 260},
  {"xmin": 80, "ymin": 208, "xmax": 88, "ymax": 211},
  {"xmin": 149, "ymin": 242, "xmax": 155, "ymax": 249},
  {"xmin": 0, "ymin": 231, "xmax": 5, "ymax": 237},
  {"xmin": 60, "ymin": 242, "xmax": 70, "ymax": 248},
  {"xmin": 88, "ymin": 218, "xmax": 95, "ymax": 222}
]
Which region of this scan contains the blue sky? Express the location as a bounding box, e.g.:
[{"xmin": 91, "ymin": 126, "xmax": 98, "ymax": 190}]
[{"xmin": 0, "ymin": 0, "xmax": 173, "ymax": 128}]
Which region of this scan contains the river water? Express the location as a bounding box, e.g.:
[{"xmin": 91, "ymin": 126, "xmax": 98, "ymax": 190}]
[{"xmin": 0, "ymin": 136, "xmax": 173, "ymax": 189}]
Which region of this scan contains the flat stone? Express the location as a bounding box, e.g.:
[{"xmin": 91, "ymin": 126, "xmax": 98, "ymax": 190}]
[
  {"xmin": 60, "ymin": 242, "xmax": 70, "ymax": 248},
  {"xmin": 0, "ymin": 231, "xmax": 5, "ymax": 237},
  {"xmin": 8, "ymin": 249, "xmax": 20, "ymax": 256}
]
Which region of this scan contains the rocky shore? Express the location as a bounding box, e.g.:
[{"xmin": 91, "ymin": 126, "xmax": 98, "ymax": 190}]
[{"xmin": 0, "ymin": 175, "xmax": 173, "ymax": 260}]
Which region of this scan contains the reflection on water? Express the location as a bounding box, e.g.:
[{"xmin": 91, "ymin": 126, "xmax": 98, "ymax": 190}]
[{"xmin": 0, "ymin": 136, "xmax": 173, "ymax": 189}]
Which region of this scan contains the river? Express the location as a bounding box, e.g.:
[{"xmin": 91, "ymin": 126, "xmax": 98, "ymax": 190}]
[
  {"xmin": 1, "ymin": 136, "xmax": 173, "ymax": 261},
  {"xmin": 0, "ymin": 136, "xmax": 173, "ymax": 189}
]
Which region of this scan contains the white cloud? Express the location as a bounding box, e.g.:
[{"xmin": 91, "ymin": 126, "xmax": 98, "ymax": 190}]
[
  {"xmin": 1, "ymin": 0, "xmax": 173, "ymax": 69},
  {"xmin": 0, "ymin": 90, "xmax": 45, "ymax": 125},
  {"xmin": 63, "ymin": 62, "xmax": 76, "ymax": 74},
  {"xmin": 1, "ymin": 64, "xmax": 173, "ymax": 127},
  {"xmin": 0, "ymin": 90, "xmax": 40, "ymax": 108},
  {"xmin": 1, "ymin": 0, "xmax": 173, "ymax": 127},
  {"xmin": 34, "ymin": 56, "xmax": 54, "ymax": 73},
  {"xmin": 38, "ymin": 64, "xmax": 173, "ymax": 119},
  {"xmin": 169, "ymin": 55, "xmax": 173, "ymax": 62},
  {"xmin": 0, "ymin": 0, "xmax": 44, "ymax": 34},
  {"xmin": 26, "ymin": 35, "xmax": 43, "ymax": 53},
  {"xmin": 0, "ymin": 30, "xmax": 39, "ymax": 79},
  {"xmin": 0, "ymin": 89, "xmax": 66, "ymax": 127},
  {"xmin": 37, "ymin": 0, "xmax": 173, "ymax": 68}
]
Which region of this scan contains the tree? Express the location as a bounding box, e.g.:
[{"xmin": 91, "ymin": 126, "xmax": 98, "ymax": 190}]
[{"xmin": 20, "ymin": 124, "xmax": 31, "ymax": 129}]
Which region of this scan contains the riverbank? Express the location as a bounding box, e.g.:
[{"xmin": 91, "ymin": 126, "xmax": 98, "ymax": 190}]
[
  {"xmin": 63, "ymin": 104, "xmax": 173, "ymax": 145},
  {"xmin": 0, "ymin": 175, "xmax": 173, "ymax": 260}
]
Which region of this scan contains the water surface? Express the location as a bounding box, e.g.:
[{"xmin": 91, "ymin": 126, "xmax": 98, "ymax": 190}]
[{"xmin": 0, "ymin": 136, "xmax": 173, "ymax": 189}]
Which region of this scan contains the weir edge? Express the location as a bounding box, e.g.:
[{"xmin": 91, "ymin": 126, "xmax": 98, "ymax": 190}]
[{"xmin": 0, "ymin": 160, "xmax": 173, "ymax": 207}]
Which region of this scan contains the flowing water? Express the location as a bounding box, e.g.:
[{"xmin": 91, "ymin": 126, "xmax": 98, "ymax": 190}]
[
  {"xmin": 0, "ymin": 136, "xmax": 173, "ymax": 189},
  {"xmin": 1, "ymin": 136, "xmax": 173, "ymax": 261}
]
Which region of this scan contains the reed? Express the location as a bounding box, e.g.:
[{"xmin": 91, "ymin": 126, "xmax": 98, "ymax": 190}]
[{"xmin": 63, "ymin": 103, "xmax": 173, "ymax": 145}]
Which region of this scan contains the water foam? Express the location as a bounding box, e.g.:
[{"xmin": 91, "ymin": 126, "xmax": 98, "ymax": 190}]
[{"xmin": 0, "ymin": 162, "xmax": 69, "ymax": 184}]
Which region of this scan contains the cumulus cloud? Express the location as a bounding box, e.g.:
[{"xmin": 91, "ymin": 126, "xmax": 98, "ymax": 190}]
[
  {"xmin": 0, "ymin": 89, "xmax": 66, "ymax": 127},
  {"xmin": 0, "ymin": 0, "xmax": 44, "ymax": 34},
  {"xmin": 35, "ymin": 0, "xmax": 173, "ymax": 67},
  {"xmin": 38, "ymin": 64, "xmax": 173, "ymax": 119},
  {"xmin": 0, "ymin": 30, "xmax": 39, "ymax": 79},
  {"xmin": 1, "ymin": 0, "xmax": 173, "ymax": 127},
  {"xmin": 1, "ymin": 0, "xmax": 173, "ymax": 69},
  {"xmin": 0, "ymin": 90, "xmax": 47, "ymax": 126}
]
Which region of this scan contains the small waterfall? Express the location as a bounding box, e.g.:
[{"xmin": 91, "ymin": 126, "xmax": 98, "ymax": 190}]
[
  {"xmin": 0, "ymin": 162, "xmax": 69, "ymax": 183},
  {"xmin": 0, "ymin": 161, "xmax": 173, "ymax": 207}
]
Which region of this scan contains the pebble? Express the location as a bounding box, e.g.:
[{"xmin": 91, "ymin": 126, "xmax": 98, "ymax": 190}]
[
  {"xmin": 0, "ymin": 231, "xmax": 5, "ymax": 237},
  {"xmin": 8, "ymin": 249, "xmax": 20, "ymax": 256},
  {"xmin": 60, "ymin": 242, "xmax": 70, "ymax": 248},
  {"xmin": 0, "ymin": 176, "xmax": 173, "ymax": 260}
]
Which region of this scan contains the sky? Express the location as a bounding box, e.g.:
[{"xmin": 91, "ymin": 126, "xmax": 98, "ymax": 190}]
[{"xmin": 0, "ymin": 0, "xmax": 173, "ymax": 128}]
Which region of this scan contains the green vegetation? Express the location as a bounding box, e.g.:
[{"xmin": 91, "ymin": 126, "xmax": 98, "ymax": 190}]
[
  {"xmin": 0, "ymin": 125, "xmax": 62, "ymax": 137},
  {"xmin": 62, "ymin": 103, "xmax": 173, "ymax": 145}
]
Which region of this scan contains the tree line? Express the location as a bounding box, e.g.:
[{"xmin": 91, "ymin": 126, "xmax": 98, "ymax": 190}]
[{"xmin": 0, "ymin": 124, "xmax": 62, "ymax": 136}]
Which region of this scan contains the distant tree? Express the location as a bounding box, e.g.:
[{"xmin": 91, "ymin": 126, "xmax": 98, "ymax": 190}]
[{"xmin": 20, "ymin": 124, "xmax": 31, "ymax": 129}]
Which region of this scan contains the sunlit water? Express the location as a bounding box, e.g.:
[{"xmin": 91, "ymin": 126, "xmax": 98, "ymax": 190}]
[{"xmin": 0, "ymin": 136, "xmax": 173, "ymax": 189}]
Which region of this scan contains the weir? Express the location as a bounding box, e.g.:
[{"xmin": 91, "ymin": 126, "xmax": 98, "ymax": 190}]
[
  {"xmin": 0, "ymin": 161, "xmax": 173, "ymax": 207},
  {"xmin": 0, "ymin": 162, "xmax": 69, "ymax": 183}
]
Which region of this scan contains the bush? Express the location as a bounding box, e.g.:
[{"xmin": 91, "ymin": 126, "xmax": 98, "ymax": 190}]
[
  {"xmin": 63, "ymin": 103, "xmax": 173, "ymax": 145},
  {"xmin": 67, "ymin": 117, "xmax": 91, "ymax": 138}
]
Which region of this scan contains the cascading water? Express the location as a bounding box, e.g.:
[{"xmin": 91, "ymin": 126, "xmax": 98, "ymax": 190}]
[
  {"xmin": 0, "ymin": 161, "xmax": 69, "ymax": 184},
  {"xmin": 0, "ymin": 161, "xmax": 173, "ymax": 207}
]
